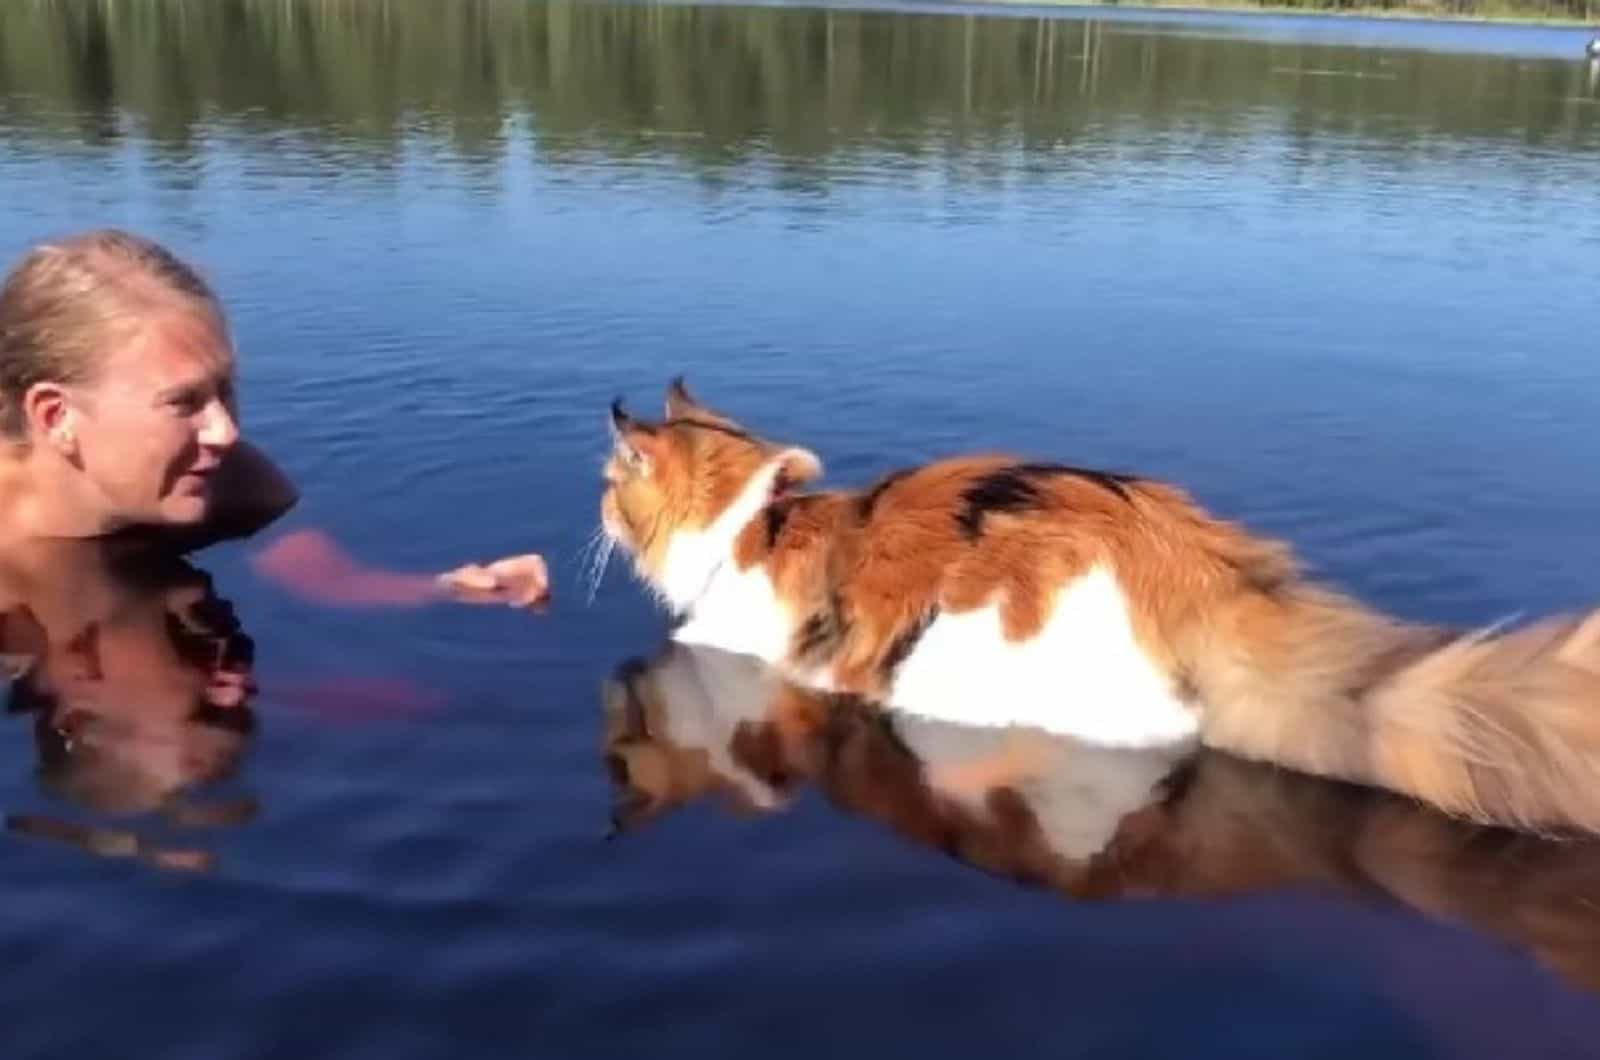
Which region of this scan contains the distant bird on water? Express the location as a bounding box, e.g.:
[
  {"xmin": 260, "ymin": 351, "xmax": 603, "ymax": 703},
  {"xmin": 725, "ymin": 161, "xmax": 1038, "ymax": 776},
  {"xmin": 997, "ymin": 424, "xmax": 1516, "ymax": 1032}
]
[{"xmin": 1588, "ymin": 34, "xmax": 1600, "ymax": 59}]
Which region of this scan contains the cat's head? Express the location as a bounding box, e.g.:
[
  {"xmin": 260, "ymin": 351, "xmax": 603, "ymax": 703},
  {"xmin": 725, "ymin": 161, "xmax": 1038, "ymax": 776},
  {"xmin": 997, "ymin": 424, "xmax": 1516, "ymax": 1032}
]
[{"xmin": 600, "ymin": 378, "xmax": 821, "ymax": 610}]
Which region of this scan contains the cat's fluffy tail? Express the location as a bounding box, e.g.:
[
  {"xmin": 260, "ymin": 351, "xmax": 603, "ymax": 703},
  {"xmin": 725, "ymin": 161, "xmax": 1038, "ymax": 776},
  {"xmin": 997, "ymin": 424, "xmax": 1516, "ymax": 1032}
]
[{"xmin": 1190, "ymin": 584, "xmax": 1600, "ymax": 834}]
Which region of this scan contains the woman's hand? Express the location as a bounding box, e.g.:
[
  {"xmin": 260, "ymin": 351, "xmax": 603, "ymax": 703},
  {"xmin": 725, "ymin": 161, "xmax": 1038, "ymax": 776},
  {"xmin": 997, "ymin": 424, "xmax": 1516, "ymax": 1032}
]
[
  {"xmin": 436, "ymin": 554, "xmax": 550, "ymax": 609},
  {"xmin": 251, "ymin": 531, "xmax": 549, "ymax": 610}
]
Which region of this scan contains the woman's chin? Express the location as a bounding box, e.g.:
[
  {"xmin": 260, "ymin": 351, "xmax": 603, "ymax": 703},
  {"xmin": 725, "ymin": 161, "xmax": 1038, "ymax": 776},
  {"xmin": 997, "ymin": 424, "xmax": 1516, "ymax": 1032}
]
[{"xmin": 159, "ymin": 492, "xmax": 212, "ymax": 526}]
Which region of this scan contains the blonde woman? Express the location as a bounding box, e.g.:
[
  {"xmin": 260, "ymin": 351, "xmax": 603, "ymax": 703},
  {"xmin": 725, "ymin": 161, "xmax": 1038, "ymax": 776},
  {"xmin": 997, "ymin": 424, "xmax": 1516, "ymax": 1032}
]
[{"xmin": 0, "ymin": 229, "xmax": 546, "ymax": 607}]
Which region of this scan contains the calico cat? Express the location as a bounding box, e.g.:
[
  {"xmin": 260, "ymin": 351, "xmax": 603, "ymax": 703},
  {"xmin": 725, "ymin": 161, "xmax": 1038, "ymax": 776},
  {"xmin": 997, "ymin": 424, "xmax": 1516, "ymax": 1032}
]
[{"xmin": 599, "ymin": 378, "xmax": 1600, "ymax": 834}]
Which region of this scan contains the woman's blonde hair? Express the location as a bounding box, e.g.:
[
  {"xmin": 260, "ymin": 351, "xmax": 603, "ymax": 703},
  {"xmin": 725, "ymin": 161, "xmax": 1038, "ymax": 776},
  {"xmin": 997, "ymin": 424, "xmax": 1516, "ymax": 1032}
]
[{"xmin": 0, "ymin": 229, "xmax": 225, "ymax": 438}]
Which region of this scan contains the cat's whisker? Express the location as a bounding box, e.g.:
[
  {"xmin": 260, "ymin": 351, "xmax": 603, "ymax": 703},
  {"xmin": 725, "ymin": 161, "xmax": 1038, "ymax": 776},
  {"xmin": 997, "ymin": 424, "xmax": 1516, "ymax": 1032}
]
[
  {"xmin": 574, "ymin": 528, "xmax": 603, "ymax": 573},
  {"xmin": 565, "ymin": 528, "xmax": 611, "ymax": 608},
  {"xmin": 586, "ymin": 534, "xmax": 616, "ymax": 605}
]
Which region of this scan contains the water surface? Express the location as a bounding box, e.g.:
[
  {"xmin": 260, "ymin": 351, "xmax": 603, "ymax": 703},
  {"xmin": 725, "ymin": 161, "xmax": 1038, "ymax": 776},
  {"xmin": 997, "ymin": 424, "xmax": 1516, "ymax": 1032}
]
[{"xmin": 2, "ymin": 2, "xmax": 1600, "ymax": 1057}]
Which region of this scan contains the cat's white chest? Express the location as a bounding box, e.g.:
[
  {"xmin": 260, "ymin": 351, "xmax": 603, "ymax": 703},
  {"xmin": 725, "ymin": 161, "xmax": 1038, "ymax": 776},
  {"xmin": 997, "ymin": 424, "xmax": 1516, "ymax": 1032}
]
[
  {"xmin": 670, "ymin": 563, "xmax": 794, "ymax": 664},
  {"xmin": 885, "ymin": 565, "xmax": 1199, "ymax": 748}
]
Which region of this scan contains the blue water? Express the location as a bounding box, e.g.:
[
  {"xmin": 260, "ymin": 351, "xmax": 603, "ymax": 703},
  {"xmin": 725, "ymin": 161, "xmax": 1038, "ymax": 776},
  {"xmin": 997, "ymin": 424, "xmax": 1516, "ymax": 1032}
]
[{"xmin": 2, "ymin": 1, "xmax": 1600, "ymax": 1056}]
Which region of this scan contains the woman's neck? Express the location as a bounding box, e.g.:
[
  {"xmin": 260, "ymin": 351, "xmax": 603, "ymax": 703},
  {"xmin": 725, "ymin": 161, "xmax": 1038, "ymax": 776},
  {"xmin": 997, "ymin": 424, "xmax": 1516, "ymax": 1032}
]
[{"xmin": 0, "ymin": 447, "xmax": 113, "ymax": 543}]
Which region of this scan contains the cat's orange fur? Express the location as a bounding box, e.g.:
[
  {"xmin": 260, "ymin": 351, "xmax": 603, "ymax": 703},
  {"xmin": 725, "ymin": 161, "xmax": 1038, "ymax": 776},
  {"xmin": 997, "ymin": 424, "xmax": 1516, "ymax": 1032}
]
[{"xmin": 600, "ymin": 379, "xmax": 1600, "ymax": 834}]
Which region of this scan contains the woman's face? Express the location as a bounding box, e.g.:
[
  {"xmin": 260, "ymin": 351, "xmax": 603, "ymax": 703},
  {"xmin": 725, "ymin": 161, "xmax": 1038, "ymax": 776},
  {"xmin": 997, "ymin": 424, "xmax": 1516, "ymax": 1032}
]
[{"xmin": 67, "ymin": 307, "xmax": 240, "ymax": 528}]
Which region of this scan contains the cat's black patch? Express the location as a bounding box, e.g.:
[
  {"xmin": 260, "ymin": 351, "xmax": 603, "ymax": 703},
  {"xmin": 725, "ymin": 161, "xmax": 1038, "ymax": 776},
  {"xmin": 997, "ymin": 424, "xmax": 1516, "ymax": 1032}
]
[
  {"xmin": 792, "ymin": 613, "xmax": 832, "ymax": 658},
  {"xmin": 880, "ymin": 605, "xmax": 940, "ymax": 682},
  {"xmin": 957, "ymin": 462, "xmax": 1137, "ymax": 540},
  {"xmin": 1026, "ymin": 462, "xmax": 1138, "ymax": 500},
  {"xmin": 956, "ymin": 469, "xmax": 1043, "ymax": 539},
  {"xmin": 763, "ymin": 495, "xmax": 828, "ymax": 552},
  {"xmin": 763, "ymin": 500, "xmax": 794, "ymax": 551},
  {"xmin": 793, "ymin": 590, "xmax": 851, "ymax": 661},
  {"xmin": 856, "ymin": 468, "xmax": 913, "ymax": 521}
]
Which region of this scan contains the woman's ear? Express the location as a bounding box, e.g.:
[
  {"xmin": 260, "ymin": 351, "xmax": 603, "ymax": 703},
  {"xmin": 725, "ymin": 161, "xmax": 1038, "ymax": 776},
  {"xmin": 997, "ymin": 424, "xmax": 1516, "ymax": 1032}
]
[{"xmin": 22, "ymin": 382, "xmax": 77, "ymax": 457}]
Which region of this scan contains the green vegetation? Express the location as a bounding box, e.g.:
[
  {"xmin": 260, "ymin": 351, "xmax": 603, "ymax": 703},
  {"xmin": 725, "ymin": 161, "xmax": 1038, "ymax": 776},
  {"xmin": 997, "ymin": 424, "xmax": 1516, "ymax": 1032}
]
[
  {"xmin": 998, "ymin": 0, "xmax": 1596, "ymax": 25},
  {"xmin": 0, "ymin": 0, "xmax": 1594, "ymax": 175}
]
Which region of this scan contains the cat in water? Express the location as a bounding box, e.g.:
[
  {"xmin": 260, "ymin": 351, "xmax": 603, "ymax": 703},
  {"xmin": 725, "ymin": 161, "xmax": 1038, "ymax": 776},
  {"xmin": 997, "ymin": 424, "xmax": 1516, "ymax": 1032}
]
[{"xmin": 598, "ymin": 378, "xmax": 1600, "ymax": 835}]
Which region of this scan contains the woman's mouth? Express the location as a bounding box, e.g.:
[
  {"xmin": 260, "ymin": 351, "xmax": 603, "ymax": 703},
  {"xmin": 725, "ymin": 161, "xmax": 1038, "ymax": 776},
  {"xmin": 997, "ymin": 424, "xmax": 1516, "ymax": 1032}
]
[{"xmin": 178, "ymin": 465, "xmax": 219, "ymax": 493}]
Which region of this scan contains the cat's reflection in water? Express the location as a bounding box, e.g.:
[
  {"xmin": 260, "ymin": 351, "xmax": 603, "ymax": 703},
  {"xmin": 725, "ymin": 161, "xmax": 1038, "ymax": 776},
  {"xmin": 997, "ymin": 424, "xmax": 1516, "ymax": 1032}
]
[
  {"xmin": 1, "ymin": 542, "xmax": 257, "ymax": 872},
  {"xmin": 602, "ymin": 641, "xmax": 1600, "ymax": 994}
]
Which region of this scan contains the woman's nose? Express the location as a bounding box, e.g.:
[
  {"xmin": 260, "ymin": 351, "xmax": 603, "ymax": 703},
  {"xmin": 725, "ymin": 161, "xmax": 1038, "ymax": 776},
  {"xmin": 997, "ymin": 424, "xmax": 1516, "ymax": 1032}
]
[{"xmin": 199, "ymin": 399, "xmax": 239, "ymax": 450}]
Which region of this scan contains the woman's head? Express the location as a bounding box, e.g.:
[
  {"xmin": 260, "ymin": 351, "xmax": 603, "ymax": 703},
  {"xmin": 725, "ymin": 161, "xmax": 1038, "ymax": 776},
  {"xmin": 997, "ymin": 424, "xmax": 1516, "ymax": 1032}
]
[{"xmin": 0, "ymin": 229, "xmax": 240, "ymax": 529}]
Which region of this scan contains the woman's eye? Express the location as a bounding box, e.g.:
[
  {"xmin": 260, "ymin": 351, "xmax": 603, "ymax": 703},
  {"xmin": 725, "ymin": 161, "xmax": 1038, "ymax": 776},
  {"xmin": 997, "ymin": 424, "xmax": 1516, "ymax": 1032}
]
[{"xmin": 169, "ymin": 391, "xmax": 206, "ymax": 414}]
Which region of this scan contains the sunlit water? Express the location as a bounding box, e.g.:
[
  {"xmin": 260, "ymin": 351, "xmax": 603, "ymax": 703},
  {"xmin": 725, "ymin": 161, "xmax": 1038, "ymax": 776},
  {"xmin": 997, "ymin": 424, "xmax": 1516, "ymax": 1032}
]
[{"xmin": 2, "ymin": 2, "xmax": 1600, "ymax": 1056}]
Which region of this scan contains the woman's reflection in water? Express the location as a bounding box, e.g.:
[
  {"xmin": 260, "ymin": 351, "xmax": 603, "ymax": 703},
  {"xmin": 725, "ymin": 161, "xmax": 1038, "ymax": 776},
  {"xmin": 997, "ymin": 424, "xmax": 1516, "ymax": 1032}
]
[
  {"xmin": 603, "ymin": 642, "xmax": 1600, "ymax": 997},
  {"xmin": 1, "ymin": 542, "xmax": 257, "ymax": 872}
]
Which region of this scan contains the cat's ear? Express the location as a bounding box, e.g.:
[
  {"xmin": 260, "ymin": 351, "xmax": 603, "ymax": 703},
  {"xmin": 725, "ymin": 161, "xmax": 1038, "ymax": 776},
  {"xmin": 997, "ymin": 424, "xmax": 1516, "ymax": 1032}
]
[
  {"xmin": 610, "ymin": 398, "xmax": 662, "ymax": 477},
  {"xmin": 771, "ymin": 447, "xmax": 822, "ymax": 496},
  {"xmin": 664, "ymin": 376, "xmax": 704, "ymax": 420},
  {"xmin": 664, "ymin": 376, "xmax": 750, "ymax": 434}
]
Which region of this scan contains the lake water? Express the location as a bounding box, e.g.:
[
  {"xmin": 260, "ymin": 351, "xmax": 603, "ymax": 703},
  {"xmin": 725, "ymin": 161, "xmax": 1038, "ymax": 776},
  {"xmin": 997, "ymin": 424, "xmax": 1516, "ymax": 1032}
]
[{"xmin": 3, "ymin": 1, "xmax": 1600, "ymax": 1056}]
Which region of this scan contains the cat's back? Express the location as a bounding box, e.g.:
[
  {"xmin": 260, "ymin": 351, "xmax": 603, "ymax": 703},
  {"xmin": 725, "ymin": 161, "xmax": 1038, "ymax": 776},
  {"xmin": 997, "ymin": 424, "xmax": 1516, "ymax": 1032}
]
[
  {"xmin": 853, "ymin": 454, "xmax": 1149, "ymax": 531},
  {"xmin": 841, "ymin": 454, "xmax": 1175, "ymax": 610},
  {"xmin": 832, "ymin": 455, "xmax": 1207, "ymax": 743}
]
